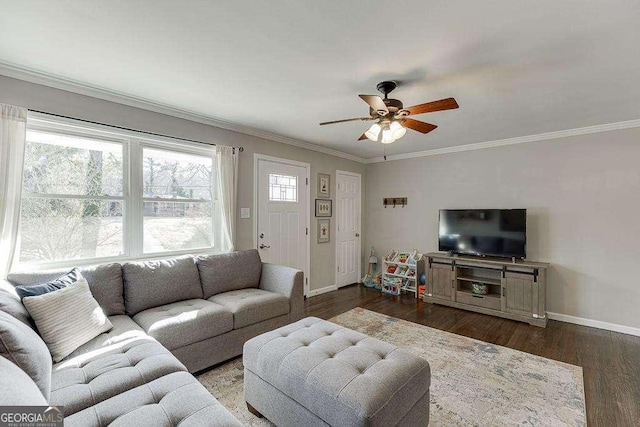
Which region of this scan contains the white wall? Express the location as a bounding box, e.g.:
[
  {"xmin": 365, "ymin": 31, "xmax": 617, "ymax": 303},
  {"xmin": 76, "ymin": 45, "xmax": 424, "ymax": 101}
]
[
  {"xmin": 0, "ymin": 75, "xmax": 366, "ymax": 292},
  {"xmin": 365, "ymin": 127, "xmax": 640, "ymax": 331}
]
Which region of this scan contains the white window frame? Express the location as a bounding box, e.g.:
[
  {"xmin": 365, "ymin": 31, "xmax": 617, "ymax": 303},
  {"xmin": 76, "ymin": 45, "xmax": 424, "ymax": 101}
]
[{"xmin": 18, "ymin": 113, "xmax": 219, "ymax": 270}]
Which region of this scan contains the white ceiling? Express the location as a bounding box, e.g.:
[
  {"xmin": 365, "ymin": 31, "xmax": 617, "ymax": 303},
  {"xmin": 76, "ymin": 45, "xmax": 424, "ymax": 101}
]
[{"xmin": 1, "ymin": 1, "xmax": 640, "ymax": 160}]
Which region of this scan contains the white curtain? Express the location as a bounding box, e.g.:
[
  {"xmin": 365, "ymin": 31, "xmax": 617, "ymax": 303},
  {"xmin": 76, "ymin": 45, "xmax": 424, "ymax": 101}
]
[
  {"xmin": 0, "ymin": 104, "xmax": 27, "ymax": 279},
  {"xmin": 215, "ymin": 145, "xmax": 238, "ymax": 252}
]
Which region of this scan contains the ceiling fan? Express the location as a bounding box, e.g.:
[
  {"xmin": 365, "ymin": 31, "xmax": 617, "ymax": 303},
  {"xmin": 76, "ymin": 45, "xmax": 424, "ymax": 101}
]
[{"xmin": 320, "ymin": 81, "xmax": 459, "ymax": 144}]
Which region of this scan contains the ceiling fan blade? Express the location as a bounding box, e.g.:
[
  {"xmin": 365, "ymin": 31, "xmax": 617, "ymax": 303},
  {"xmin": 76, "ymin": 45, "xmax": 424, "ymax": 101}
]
[
  {"xmin": 403, "ymin": 118, "xmax": 438, "ymax": 134},
  {"xmin": 405, "ymin": 97, "xmax": 459, "ymax": 115},
  {"xmin": 358, "ymin": 95, "xmax": 389, "ymax": 114},
  {"xmin": 358, "ymin": 133, "xmax": 368, "ymax": 141},
  {"xmin": 319, "ymin": 117, "xmax": 374, "ymax": 126}
]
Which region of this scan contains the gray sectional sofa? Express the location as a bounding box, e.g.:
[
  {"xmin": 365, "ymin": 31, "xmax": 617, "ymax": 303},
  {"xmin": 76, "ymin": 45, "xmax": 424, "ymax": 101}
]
[{"xmin": 0, "ymin": 249, "xmax": 304, "ymax": 426}]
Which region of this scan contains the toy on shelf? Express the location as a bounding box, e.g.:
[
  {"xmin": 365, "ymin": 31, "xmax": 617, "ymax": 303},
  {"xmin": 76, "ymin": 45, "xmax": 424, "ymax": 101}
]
[{"xmin": 382, "ymin": 276, "xmax": 402, "ymax": 296}]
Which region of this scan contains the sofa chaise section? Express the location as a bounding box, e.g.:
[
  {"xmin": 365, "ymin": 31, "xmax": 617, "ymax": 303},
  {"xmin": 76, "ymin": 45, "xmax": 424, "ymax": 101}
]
[{"xmin": 50, "ymin": 315, "xmax": 186, "ymax": 416}]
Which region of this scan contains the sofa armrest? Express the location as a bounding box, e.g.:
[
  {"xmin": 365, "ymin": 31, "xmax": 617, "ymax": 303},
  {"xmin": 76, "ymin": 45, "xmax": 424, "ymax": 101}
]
[
  {"xmin": 0, "ymin": 279, "xmax": 32, "ymax": 326},
  {"xmin": 259, "ymin": 263, "xmax": 304, "ymax": 322}
]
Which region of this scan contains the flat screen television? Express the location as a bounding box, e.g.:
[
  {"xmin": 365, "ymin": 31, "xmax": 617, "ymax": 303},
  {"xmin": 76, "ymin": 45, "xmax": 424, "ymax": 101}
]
[{"xmin": 438, "ymin": 209, "xmax": 526, "ymax": 259}]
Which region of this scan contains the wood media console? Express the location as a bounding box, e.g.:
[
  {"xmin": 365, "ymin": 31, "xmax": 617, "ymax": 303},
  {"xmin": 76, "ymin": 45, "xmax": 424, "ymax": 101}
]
[{"xmin": 423, "ymin": 252, "xmax": 549, "ymax": 327}]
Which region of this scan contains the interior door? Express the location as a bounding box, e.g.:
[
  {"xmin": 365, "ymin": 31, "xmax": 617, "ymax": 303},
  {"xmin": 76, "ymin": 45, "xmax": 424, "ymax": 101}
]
[
  {"xmin": 256, "ymin": 157, "xmax": 308, "ymax": 292},
  {"xmin": 335, "ymin": 171, "xmax": 361, "ymax": 287}
]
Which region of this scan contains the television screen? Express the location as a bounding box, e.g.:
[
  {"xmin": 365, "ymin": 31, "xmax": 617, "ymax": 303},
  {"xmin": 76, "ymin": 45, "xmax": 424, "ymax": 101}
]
[{"xmin": 438, "ymin": 209, "xmax": 526, "ymax": 258}]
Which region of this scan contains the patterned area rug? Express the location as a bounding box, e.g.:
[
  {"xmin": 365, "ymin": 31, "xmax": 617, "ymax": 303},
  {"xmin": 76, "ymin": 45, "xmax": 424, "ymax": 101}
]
[{"xmin": 198, "ymin": 308, "xmax": 586, "ymax": 426}]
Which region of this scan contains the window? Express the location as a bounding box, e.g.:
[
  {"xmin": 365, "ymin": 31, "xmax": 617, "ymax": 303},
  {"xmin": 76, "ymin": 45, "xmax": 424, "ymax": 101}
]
[
  {"xmin": 142, "ymin": 147, "xmax": 214, "ymax": 253},
  {"xmin": 268, "ymin": 173, "xmax": 297, "ymax": 202},
  {"xmin": 17, "ymin": 118, "xmax": 219, "ymax": 267},
  {"xmin": 20, "ymin": 130, "xmax": 124, "ymax": 263}
]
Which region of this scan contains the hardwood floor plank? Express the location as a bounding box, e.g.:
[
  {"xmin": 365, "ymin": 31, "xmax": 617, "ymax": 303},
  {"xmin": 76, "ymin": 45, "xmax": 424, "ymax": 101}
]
[{"xmin": 303, "ymin": 285, "xmax": 639, "ymax": 426}]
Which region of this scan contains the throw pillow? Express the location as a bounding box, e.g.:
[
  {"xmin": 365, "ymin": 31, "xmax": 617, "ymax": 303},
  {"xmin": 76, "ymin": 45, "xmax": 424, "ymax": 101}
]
[
  {"xmin": 22, "ymin": 277, "xmax": 113, "ymax": 362},
  {"xmin": 15, "ymin": 268, "xmax": 81, "ymax": 300},
  {"xmin": 0, "ymin": 310, "xmax": 52, "ymax": 400}
]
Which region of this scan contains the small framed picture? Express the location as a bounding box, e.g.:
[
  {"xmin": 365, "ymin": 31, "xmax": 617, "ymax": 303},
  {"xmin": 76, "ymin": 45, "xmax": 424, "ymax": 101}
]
[
  {"xmin": 317, "ymin": 219, "xmax": 330, "ymax": 243},
  {"xmin": 315, "ymin": 199, "xmax": 332, "ymax": 217},
  {"xmin": 317, "ymin": 173, "xmax": 330, "ymax": 198}
]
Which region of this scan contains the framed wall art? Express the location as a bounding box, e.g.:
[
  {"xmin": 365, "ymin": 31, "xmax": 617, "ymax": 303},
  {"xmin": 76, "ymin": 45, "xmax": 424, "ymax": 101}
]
[
  {"xmin": 317, "ymin": 173, "xmax": 330, "ymax": 198},
  {"xmin": 317, "ymin": 219, "xmax": 330, "ymax": 243},
  {"xmin": 315, "ymin": 199, "xmax": 332, "ymax": 217}
]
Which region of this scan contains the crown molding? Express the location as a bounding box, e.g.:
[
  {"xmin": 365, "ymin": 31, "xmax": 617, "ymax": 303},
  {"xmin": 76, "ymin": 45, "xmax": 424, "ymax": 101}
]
[
  {"xmin": 0, "ymin": 60, "xmax": 368, "ymax": 164},
  {"xmin": 365, "ymin": 118, "xmax": 640, "ymax": 163},
  {"xmin": 4, "ymin": 60, "xmax": 640, "ymax": 166}
]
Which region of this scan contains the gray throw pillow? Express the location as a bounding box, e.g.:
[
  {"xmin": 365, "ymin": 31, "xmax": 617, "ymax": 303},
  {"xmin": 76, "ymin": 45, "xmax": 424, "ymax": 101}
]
[
  {"xmin": 0, "ymin": 356, "xmax": 48, "ymax": 406},
  {"xmin": 23, "ymin": 277, "xmax": 113, "ymax": 362},
  {"xmin": 0, "ymin": 310, "xmax": 52, "ymax": 399},
  {"xmin": 15, "ymin": 268, "xmax": 80, "ymax": 300}
]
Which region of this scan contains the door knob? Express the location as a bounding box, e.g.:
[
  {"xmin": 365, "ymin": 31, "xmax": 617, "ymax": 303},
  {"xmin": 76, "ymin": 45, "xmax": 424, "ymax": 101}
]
[
  {"xmin": 355, "ymin": 233, "xmax": 360, "ymax": 237},
  {"xmin": 259, "ymin": 244, "xmax": 271, "ymax": 249}
]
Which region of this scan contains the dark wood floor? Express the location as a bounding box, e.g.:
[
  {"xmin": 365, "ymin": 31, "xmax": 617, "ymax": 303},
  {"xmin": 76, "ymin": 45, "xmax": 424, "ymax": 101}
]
[{"xmin": 303, "ymin": 285, "xmax": 640, "ymax": 426}]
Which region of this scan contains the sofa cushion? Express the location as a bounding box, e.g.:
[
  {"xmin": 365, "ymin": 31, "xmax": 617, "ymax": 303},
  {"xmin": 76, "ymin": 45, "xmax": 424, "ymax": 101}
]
[
  {"xmin": 23, "ymin": 277, "xmax": 113, "ymax": 362},
  {"xmin": 64, "ymin": 371, "xmax": 242, "ymax": 427},
  {"xmin": 51, "ymin": 335, "xmax": 186, "ymax": 416},
  {"xmin": 7, "ymin": 263, "xmax": 125, "ymax": 316},
  {"xmin": 59, "ymin": 315, "xmax": 147, "ymax": 362},
  {"xmin": 122, "ymin": 256, "xmax": 203, "ymax": 316},
  {"xmin": 208, "ymin": 288, "xmax": 289, "ymax": 329},
  {"xmin": 197, "ymin": 249, "xmax": 262, "ymax": 298},
  {"xmin": 0, "ymin": 310, "xmax": 52, "ymax": 399},
  {"xmin": 133, "ymin": 299, "xmax": 233, "ymax": 350},
  {"xmin": 0, "ymin": 356, "xmax": 48, "ymax": 406}
]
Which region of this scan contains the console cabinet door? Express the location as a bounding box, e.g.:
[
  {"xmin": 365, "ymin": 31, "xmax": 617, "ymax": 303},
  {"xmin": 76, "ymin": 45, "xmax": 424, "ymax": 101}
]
[
  {"xmin": 503, "ymin": 271, "xmax": 537, "ymax": 316},
  {"xmin": 429, "ymin": 263, "xmax": 454, "ymax": 301}
]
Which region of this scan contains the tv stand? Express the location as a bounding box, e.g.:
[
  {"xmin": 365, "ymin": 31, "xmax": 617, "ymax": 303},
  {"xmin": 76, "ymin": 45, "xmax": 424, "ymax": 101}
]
[{"xmin": 423, "ymin": 252, "xmax": 549, "ymax": 327}]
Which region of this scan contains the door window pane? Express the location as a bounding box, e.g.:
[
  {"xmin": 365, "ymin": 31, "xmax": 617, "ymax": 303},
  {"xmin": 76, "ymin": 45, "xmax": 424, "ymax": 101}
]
[{"xmin": 268, "ymin": 173, "xmax": 297, "ymax": 202}]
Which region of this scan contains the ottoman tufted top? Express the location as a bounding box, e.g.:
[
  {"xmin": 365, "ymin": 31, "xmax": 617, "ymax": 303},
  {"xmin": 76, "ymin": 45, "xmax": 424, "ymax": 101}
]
[{"xmin": 244, "ymin": 317, "xmax": 431, "ymax": 426}]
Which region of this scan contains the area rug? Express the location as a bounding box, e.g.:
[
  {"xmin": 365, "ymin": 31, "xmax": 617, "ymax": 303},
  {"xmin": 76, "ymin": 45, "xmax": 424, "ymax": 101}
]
[{"xmin": 197, "ymin": 308, "xmax": 586, "ymax": 426}]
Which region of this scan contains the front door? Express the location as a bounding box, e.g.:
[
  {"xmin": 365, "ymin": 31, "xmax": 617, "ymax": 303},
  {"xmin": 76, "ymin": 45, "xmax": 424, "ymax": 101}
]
[
  {"xmin": 256, "ymin": 156, "xmax": 309, "ymax": 293},
  {"xmin": 335, "ymin": 171, "xmax": 361, "ymax": 287}
]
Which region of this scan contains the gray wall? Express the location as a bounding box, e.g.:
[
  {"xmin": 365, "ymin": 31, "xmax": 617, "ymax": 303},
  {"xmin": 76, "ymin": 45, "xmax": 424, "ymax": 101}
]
[
  {"xmin": 365, "ymin": 127, "xmax": 640, "ymax": 329},
  {"xmin": 0, "ymin": 75, "xmax": 366, "ymax": 292}
]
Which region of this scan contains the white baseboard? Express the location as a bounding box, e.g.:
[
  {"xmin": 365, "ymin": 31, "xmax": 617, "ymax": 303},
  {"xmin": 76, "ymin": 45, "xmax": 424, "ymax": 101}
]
[
  {"xmin": 307, "ymin": 285, "xmax": 337, "ymax": 298},
  {"xmin": 548, "ymin": 312, "xmax": 640, "ymax": 337}
]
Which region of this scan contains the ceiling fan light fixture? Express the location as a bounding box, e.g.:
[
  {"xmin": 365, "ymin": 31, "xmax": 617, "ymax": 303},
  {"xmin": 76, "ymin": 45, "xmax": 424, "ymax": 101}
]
[
  {"xmin": 390, "ymin": 121, "xmax": 407, "ymax": 140},
  {"xmin": 381, "ymin": 128, "xmax": 396, "ymax": 144},
  {"xmin": 365, "ymin": 123, "xmax": 381, "ymax": 141}
]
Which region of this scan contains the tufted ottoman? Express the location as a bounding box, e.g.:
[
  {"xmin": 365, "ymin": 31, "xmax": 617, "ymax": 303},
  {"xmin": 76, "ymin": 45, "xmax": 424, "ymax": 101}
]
[{"xmin": 243, "ymin": 317, "xmax": 431, "ymax": 426}]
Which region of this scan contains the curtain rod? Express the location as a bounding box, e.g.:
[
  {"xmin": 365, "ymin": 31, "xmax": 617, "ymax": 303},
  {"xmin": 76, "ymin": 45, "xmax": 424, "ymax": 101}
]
[{"xmin": 28, "ymin": 109, "xmax": 244, "ymax": 153}]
